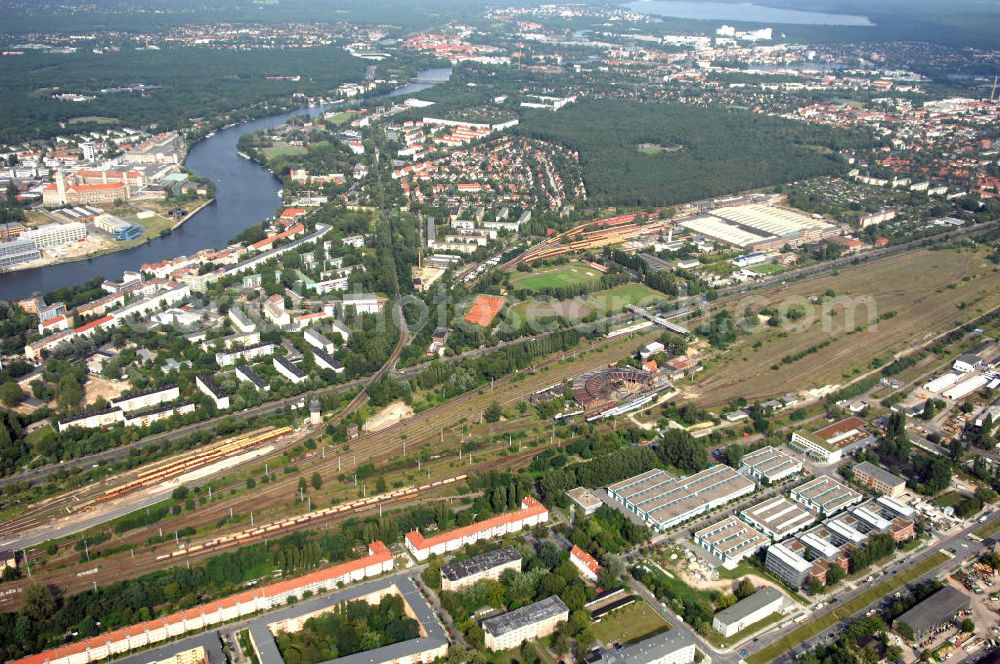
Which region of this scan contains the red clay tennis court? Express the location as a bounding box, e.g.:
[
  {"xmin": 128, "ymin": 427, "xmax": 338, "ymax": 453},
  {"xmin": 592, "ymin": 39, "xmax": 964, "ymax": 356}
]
[{"xmin": 464, "ymin": 294, "xmax": 506, "ymax": 326}]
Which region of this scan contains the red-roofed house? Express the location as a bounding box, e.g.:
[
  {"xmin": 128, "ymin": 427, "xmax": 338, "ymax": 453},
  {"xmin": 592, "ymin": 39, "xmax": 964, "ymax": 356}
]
[
  {"xmin": 38, "ymin": 314, "xmax": 72, "ymax": 335},
  {"xmin": 405, "ymin": 497, "xmax": 549, "ymax": 561},
  {"xmin": 10, "ymin": 542, "xmax": 393, "ymax": 664},
  {"xmin": 75, "ymin": 314, "xmax": 118, "ymax": 338},
  {"xmin": 279, "ymin": 208, "xmax": 307, "ymax": 223},
  {"xmin": 251, "ymin": 223, "xmax": 305, "ymax": 252},
  {"xmin": 570, "ymin": 545, "xmax": 601, "ymax": 582}
]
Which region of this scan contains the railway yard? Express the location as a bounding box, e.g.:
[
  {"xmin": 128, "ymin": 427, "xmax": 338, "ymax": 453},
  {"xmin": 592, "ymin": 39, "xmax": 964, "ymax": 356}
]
[
  {"xmin": 0, "ymin": 327, "xmax": 663, "ymax": 603},
  {"xmin": 6, "ymin": 238, "xmax": 1000, "ymax": 612}
]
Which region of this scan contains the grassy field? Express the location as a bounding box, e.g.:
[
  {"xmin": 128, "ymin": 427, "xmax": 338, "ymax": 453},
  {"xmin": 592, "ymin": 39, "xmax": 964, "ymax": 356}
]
[
  {"xmin": 263, "ymin": 144, "xmax": 308, "ymax": 159},
  {"xmin": 510, "ymin": 261, "xmax": 604, "ymax": 292},
  {"xmin": 325, "ymin": 111, "xmax": 354, "ymax": 125},
  {"xmin": 974, "ymin": 518, "xmax": 1000, "ymax": 540},
  {"xmin": 748, "ymin": 551, "xmax": 950, "ymax": 664},
  {"xmin": 592, "ymin": 600, "xmax": 672, "ymax": 646},
  {"xmin": 690, "ymin": 247, "xmax": 1000, "ymax": 406},
  {"xmin": 748, "ymin": 262, "xmax": 788, "ymax": 276},
  {"xmin": 932, "ymin": 491, "xmax": 966, "ymax": 508},
  {"xmin": 507, "ymin": 283, "xmax": 664, "ymax": 328},
  {"xmin": 588, "ymin": 283, "xmax": 665, "ymax": 314},
  {"xmin": 68, "ymin": 116, "xmax": 118, "ymax": 124}
]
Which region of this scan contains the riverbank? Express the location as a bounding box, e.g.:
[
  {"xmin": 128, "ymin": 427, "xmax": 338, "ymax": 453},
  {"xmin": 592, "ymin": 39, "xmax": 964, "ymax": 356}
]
[
  {"xmin": 171, "ymin": 198, "xmax": 215, "ymax": 231},
  {"xmin": 1, "ymin": 201, "xmax": 211, "ymax": 276},
  {"xmin": 0, "ymin": 67, "xmax": 452, "ymax": 300}
]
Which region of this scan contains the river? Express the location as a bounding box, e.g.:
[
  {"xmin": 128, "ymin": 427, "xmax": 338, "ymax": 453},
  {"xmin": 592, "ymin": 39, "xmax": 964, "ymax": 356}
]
[
  {"xmin": 0, "ymin": 67, "xmax": 452, "ymax": 301},
  {"xmin": 625, "ymin": 1, "xmax": 874, "ymax": 26}
]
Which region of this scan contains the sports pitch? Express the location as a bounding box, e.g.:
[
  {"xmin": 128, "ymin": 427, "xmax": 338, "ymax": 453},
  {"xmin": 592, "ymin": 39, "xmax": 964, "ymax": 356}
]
[{"xmin": 510, "ymin": 261, "xmax": 603, "ymax": 292}]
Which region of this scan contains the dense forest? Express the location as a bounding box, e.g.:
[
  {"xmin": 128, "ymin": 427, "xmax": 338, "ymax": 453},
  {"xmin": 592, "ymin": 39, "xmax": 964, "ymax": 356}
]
[
  {"xmin": 517, "ymin": 100, "xmax": 870, "ymax": 207},
  {"xmin": 0, "ymin": 45, "xmax": 365, "ymax": 142}
]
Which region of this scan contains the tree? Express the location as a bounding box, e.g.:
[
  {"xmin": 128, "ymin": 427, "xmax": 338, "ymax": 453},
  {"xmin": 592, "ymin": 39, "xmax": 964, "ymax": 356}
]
[
  {"xmin": 22, "ymin": 584, "xmax": 56, "ymax": 622},
  {"xmin": 484, "ymin": 401, "xmax": 502, "ymax": 423},
  {"xmin": 807, "ymin": 577, "xmax": 825, "ymax": 595},
  {"xmin": 735, "ymin": 578, "xmax": 756, "ymax": 600},
  {"xmin": 0, "ymin": 381, "xmax": 24, "ymax": 407},
  {"xmin": 961, "ymin": 618, "xmax": 976, "ymax": 633},
  {"xmin": 56, "ymin": 373, "xmax": 83, "ymax": 409},
  {"xmin": 311, "ymin": 472, "xmax": 323, "ymax": 490}
]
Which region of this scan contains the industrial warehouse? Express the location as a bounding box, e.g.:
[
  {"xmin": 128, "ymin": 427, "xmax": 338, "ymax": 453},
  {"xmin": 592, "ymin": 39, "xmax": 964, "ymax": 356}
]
[
  {"xmin": 607, "ymin": 466, "xmax": 756, "ymax": 530},
  {"xmin": 680, "ymin": 203, "xmax": 839, "ymax": 250},
  {"xmin": 789, "ymin": 475, "xmax": 863, "ymax": 516}
]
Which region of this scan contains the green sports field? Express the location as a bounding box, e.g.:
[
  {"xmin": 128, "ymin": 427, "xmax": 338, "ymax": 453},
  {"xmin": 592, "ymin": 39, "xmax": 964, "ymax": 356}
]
[{"xmin": 510, "ymin": 261, "xmax": 604, "ymax": 292}]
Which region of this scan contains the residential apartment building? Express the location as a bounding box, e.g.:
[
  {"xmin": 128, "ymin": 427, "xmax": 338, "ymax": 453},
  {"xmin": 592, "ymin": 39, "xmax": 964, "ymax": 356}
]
[
  {"xmin": 405, "ymin": 497, "xmax": 549, "ymax": 561},
  {"xmin": 852, "ymin": 461, "xmax": 906, "ymax": 497},
  {"xmin": 440, "ymin": 547, "xmax": 522, "ymax": 592},
  {"xmin": 570, "ymin": 546, "xmax": 601, "ymax": 582},
  {"xmin": 235, "ymin": 365, "xmax": 269, "ymax": 392},
  {"xmin": 273, "ymin": 356, "xmax": 307, "ymax": 384},
  {"xmin": 196, "ymin": 374, "xmax": 229, "ymax": 410},
  {"xmin": 215, "ymin": 342, "xmax": 275, "ymax": 368},
  {"xmin": 482, "ymin": 596, "xmax": 568, "ymax": 652},
  {"xmin": 123, "ymin": 401, "xmax": 196, "ymax": 428},
  {"xmin": 110, "ymin": 385, "xmax": 180, "ymax": 412},
  {"xmin": 11, "ymin": 543, "xmax": 393, "ymax": 664},
  {"xmin": 228, "ymin": 307, "xmax": 256, "ymax": 334},
  {"xmin": 57, "ymin": 408, "xmax": 126, "ymax": 432}
]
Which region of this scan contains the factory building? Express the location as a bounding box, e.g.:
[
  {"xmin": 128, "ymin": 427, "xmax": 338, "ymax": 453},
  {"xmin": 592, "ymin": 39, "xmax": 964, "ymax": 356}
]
[
  {"xmin": 739, "ymin": 496, "xmax": 815, "ymax": 541},
  {"xmin": 789, "ymin": 476, "xmax": 863, "ymax": 516},
  {"xmin": 692, "ymin": 516, "xmax": 768, "ymax": 569},
  {"xmin": 740, "ymin": 446, "xmax": 803, "ymax": 483},
  {"xmin": 712, "ymin": 587, "xmax": 784, "ymax": 638},
  {"xmin": 607, "ymin": 466, "xmax": 756, "ymax": 531}
]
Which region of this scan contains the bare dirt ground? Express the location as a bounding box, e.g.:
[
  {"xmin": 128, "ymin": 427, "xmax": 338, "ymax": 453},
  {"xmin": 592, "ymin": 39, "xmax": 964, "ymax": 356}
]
[
  {"xmin": 366, "ymin": 400, "xmax": 415, "ymax": 433},
  {"xmin": 84, "ymin": 376, "xmax": 130, "ymax": 406}
]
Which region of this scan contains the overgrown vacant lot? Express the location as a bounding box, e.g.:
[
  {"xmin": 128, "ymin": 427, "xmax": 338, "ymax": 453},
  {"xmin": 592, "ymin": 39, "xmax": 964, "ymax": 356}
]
[
  {"xmin": 516, "ymin": 99, "xmax": 861, "ymax": 206},
  {"xmin": 689, "ymin": 247, "xmax": 1000, "ymax": 406}
]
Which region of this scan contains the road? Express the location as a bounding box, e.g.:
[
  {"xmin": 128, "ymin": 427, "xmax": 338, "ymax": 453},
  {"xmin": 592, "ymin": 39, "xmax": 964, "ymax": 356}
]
[{"xmin": 749, "ymin": 513, "xmax": 999, "ymax": 663}]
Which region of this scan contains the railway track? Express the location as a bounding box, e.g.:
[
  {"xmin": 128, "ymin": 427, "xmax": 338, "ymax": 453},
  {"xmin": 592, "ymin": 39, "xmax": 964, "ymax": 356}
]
[{"xmin": 3, "ymin": 431, "xmax": 557, "ymax": 604}]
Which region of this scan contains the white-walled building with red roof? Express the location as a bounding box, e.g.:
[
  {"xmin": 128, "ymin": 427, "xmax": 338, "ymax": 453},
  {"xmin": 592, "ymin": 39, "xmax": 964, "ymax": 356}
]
[
  {"xmin": 405, "ymin": 497, "xmax": 548, "ymax": 561},
  {"xmin": 10, "ymin": 542, "xmax": 393, "ymax": 664},
  {"xmin": 570, "ymin": 545, "xmax": 601, "ymax": 582}
]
